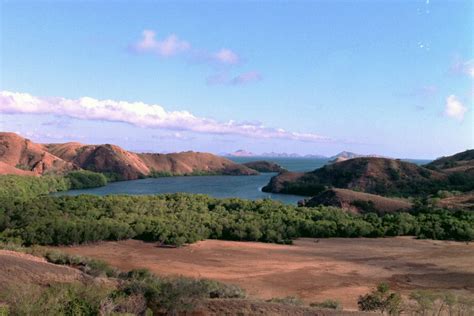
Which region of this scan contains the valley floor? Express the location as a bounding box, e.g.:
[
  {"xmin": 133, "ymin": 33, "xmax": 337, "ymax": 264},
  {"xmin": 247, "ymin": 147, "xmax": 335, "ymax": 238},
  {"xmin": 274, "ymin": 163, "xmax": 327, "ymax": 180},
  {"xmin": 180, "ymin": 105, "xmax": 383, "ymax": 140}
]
[{"xmin": 56, "ymin": 237, "xmax": 474, "ymax": 310}]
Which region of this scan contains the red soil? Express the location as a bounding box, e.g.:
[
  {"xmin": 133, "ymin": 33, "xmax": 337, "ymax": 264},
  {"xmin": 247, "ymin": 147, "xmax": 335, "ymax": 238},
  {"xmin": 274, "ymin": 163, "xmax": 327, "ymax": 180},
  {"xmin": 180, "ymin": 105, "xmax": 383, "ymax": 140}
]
[{"xmin": 56, "ymin": 237, "xmax": 474, "ymax": 310}]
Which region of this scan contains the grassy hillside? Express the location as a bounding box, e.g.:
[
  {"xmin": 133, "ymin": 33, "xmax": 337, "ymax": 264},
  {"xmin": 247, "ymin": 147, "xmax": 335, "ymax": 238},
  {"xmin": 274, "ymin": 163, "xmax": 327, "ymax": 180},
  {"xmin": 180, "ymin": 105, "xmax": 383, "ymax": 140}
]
[
  {"xmin": 263, "ymin": 156, "xmax": 474, "ymax": 197},
  {"xmin": 426, "ymin": 149, "xmax": 474, "ymax": 173},
  {"xmin": 303, "ymin": 188, "xmax": 412, "ymax": 215}
]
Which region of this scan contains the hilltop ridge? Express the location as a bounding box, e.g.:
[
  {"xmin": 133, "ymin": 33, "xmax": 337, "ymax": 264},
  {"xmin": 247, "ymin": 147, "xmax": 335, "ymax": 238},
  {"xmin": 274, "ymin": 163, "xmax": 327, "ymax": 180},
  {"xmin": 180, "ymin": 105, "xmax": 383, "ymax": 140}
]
[
  {"xmin": 0, "ymin": 132, "xmax": 258, "ymax": 180},
  {"xmin": 262, "ymin": 155, "xmax": 472, "ymax": 197}
]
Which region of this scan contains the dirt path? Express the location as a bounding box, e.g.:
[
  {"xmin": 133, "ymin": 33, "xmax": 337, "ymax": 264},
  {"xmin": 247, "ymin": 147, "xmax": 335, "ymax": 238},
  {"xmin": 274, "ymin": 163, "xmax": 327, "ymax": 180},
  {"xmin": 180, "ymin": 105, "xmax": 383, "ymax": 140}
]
[{"xmin": 56, "ymin": 237, "xmax": 474, "ymax": 309}]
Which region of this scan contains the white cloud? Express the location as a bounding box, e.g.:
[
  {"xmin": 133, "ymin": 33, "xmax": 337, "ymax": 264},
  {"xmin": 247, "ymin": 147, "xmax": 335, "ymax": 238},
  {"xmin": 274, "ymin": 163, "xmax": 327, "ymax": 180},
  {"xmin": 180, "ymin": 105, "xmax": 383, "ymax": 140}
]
[
  {"xmin": 132, "ymin": 30, "xmax": 190, "ymax": 57},
  {"xmin": 213, "ymin": 49, "xmax": 240, "ymax": 65},
  {"xmin": 0, "ymin": 91, "xmax": 329, "ymax": 142},
  {"xmin": 444, "ymin": 95, "xmax": 468, "ymax": 121},
  {"xmin": 231, "ymin": 71, "xmax": 262, "ymax": 85},
  {"xmin": 130, "ymin": 30, "xmax": 262, "ymax": 84},
  {"xmin": 450, "ymin": 57, "xmax": 474, "ymax": 78}
]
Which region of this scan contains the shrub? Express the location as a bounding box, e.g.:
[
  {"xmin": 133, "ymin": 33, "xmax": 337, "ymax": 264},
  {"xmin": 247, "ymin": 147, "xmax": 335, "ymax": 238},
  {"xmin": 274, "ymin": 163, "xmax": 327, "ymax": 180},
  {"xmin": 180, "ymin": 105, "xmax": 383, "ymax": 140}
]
[
  {"xmin": 117, "ymin": 271, "xmax": 246, "ymax": 314},
  {"xmin": 0, "ymin": 282, "xmax": 110, "ymax": 316},
  {"xmin": 267, "ymin": 296, "xmax": 303, "ymax": 306},
  {"xmin": 44, "ymin": 250, "xmax": 118, "ymax": 277},
  {"xmin": 0, "ymin": 305, "xmax": 8, "ymax": 316},
  {"xmin": 358, "ymin": 283, "xmax": 402, "ymax": 315},
  {"xmin": 310, "ymin": 299, "xmax": 342, "ymax": 310}
]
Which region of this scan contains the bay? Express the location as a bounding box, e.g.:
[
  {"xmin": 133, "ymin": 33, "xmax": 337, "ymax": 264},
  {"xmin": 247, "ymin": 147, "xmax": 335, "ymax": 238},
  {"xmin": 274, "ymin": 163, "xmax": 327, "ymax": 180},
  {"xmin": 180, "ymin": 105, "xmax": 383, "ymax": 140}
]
[{"xmin": 55, "ymin": 157, "xmax": 432, "ymax": 205}]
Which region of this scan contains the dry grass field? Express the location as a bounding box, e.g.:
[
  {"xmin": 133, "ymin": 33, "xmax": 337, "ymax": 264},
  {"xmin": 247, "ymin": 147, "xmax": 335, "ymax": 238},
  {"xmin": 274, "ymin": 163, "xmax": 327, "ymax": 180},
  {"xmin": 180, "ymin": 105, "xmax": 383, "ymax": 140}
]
[{"xmin": 57, "ymin": 237, "xmax": 474, "ymax": 310}]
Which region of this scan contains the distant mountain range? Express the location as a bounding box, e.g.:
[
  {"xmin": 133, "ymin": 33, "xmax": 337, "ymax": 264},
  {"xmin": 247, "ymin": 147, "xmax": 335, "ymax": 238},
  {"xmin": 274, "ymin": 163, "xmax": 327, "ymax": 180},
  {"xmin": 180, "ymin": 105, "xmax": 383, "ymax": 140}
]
[
  {"xmin": 224, "ymin": 150, "xmax": 326, "ymax": 158},
  {"xmin": 224, "ymin": 150, "xmax": 384, "ymax": 160}
]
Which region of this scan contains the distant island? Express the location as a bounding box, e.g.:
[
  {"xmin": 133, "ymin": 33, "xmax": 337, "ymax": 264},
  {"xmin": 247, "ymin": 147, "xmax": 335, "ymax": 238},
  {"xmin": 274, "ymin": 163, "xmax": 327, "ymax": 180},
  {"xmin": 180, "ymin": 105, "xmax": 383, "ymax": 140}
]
[
  {"xmin": 224, "ymin": 149, "xmax": 327, "ymax": 158},
  {"xmin": 224, "ymin": 149, "xmax": 388, "ymax": 160}
]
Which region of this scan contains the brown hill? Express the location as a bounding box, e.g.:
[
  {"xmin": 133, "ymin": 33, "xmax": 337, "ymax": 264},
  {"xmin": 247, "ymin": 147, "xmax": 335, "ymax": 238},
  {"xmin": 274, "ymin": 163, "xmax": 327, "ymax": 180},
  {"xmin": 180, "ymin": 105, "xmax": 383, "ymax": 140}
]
[
  {"xmin": 0, "ymin": 161, "xmax": 35, "ymax": 176},
  {"xmin": 426, "ymin": 149, "xmax": 474, "ymax": 173},
  {"xmin": 301, "ymin": 188, "xmax": 412, "ymax": 215},
  {"xmin": 0, "ymin": 132, "xmax": 76, "ymax": 175},
  {"xmin": 47, "ymin": 143, "xmax": 151, "ymax": 180},
  {"xmin": 139, "ymin": 152, "xmax": 257, "ymax": 176},
  {"xmin": 0, "ymin": 249, "xmax": 369, "ymax": 315},
  {"xmin": 0, "ymin": 132, "xmax": 258, "ymax": 179},
  {"xmin": 436, "ymin": 191, "xmax": 474, "ymax": 211},
  {"xmin": 263, "ymin": 157, "xmax": 443, "ymax": 196}
]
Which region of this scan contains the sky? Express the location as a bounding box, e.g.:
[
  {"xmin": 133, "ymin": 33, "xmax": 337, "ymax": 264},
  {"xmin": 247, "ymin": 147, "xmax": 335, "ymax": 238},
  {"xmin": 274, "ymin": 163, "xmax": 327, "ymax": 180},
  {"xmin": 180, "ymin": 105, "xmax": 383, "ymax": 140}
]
[{"xmin": 0, "ymin": 0, "xmax": 472, "ymax": 159}]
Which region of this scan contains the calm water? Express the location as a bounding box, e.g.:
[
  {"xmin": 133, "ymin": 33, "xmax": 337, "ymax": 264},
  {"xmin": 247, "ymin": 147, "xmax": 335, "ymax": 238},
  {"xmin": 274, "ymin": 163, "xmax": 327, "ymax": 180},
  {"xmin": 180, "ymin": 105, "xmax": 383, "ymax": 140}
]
[
  {"xmin": 55, "ymin": 157, "xmax": 431, "ymax": 205},
  {"xmin": 55, "ymin": 173, "xmax": 307, "ymax": 204}
]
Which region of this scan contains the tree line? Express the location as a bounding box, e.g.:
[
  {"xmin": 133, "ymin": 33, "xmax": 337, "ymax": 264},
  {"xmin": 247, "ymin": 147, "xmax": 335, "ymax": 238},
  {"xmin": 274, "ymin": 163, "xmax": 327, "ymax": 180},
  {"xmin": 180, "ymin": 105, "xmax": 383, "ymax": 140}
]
[
  {"xmin": 0, "ymin": 171, "xmax": 107, "ymax": 200},
  {"xmin": 0, "ymin": 192, "xmax": 472, "ymax": 246}
]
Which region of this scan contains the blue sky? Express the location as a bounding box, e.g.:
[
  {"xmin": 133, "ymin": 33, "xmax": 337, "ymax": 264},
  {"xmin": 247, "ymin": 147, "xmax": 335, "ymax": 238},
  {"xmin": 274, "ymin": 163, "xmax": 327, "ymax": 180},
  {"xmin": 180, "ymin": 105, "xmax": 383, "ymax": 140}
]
[{"xmin": 0, "ymin": 0, "xmax": 472, "ymax": 158}]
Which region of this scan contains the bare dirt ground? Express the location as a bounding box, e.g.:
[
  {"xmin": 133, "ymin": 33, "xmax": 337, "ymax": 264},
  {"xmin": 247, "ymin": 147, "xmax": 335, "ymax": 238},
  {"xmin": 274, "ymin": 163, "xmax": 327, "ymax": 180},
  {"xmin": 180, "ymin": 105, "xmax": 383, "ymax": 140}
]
[
  {"xmin": 57, "ymin": 237, "xmax": 474, "ymax": 310},
  {"xmin": 0, "ymin": 249, "xmax": 88, "ymax": 286}
]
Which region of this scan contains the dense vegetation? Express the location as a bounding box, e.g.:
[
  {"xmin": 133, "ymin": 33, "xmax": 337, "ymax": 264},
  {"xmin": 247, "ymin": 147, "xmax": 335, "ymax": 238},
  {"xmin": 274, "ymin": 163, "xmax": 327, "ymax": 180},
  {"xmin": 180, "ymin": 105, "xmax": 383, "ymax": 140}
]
[
  {"xmin": 0, "ymin": 193, "xmax": 472, "ymax": 247},
  {"xmin": 0, "ymin": 171, "xmax": 107, "ymax": 200},
  {"xmin": 149, "ymin": 170, "xmax": 220, "ymax": 178},
  {"xmin": 65, "ymin": 171, "xmax": 108, "ymax": 189},
  {"xmin": 357, "ymin": 283, "xmax": 473, "ymax": 315},
  {"xmin": 0, "ymin": 174, "xmax": 472, "ymax": 248},
  {"xmin": 0, "ymin": 175, "xmax": 70, "ymax": 200},
  {"xmin": 268, "ymin": 170, "xmax": 474, "ymax": 197}
]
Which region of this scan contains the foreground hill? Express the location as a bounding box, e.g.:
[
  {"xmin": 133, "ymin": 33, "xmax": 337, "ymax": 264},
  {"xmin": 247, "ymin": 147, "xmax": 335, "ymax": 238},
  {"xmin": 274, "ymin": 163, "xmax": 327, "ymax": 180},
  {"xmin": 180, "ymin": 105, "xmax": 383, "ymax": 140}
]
[
  {"xmin": 56, "ymin": 238, "xmax": 474, "ymax": 311},
  {"xmin": 426, "ymin": 149, "xmax": 474, "ymax": 173},
  {"xmin": 0, "ymin": 132, "xmax": 258, "ymax": 179},
  {"xmin": 263, "ymin": 157, "xmax": 446, "ymax": 196},
  {"xmin": 0, "ymin": 248, "xmax": 371, "ymax": 315},
  {"xmin": 300, "ymin": 188, "xmax": 412, "ymax": 215},
  {"xmin": 0, "ymin": 249, "xmax": 88, "ymax": 287}
]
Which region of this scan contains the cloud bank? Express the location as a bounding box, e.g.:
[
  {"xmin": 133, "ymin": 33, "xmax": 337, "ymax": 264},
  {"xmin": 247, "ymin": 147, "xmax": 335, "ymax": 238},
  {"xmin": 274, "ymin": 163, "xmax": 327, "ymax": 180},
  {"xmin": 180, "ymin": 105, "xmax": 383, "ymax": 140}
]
[
  {"xmin": 0, "ymin": 91, "xmax": 329, "ymax": 142},
  {"xmin": 444, "ymin": 95, "xmax": 468, "ymax": 121}
]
